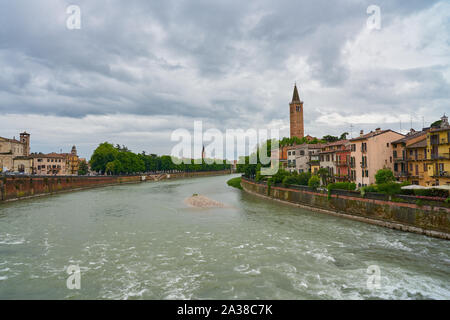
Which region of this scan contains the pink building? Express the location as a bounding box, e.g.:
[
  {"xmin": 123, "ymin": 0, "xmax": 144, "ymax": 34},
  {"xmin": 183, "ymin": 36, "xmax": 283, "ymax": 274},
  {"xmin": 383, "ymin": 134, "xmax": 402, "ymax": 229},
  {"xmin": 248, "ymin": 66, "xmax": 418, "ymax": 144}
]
[{"xmin": 349, "ymin": 128, "xmax": 404, "ymax": 187}]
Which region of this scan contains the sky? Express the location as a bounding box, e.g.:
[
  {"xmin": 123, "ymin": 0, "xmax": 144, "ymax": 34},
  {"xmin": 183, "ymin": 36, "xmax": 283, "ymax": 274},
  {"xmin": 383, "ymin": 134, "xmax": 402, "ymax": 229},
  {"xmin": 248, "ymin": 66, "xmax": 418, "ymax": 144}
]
[{"xmin": 0, "ymin": 0, "xmax": 449, "ymax": 159}]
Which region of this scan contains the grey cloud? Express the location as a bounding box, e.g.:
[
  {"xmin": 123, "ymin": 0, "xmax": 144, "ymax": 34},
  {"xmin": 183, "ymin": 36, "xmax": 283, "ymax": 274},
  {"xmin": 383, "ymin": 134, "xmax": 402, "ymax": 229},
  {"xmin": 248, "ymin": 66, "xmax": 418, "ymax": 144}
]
[{"xmin": 0, "ymin": 0, "xmax": 448, "ymax": 157}]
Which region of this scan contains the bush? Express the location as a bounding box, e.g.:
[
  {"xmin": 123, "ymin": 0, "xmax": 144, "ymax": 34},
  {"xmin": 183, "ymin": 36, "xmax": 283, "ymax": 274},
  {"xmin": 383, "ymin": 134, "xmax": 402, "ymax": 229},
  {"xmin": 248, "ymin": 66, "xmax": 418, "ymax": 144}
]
[
  {"xmin": 227, "ymin": 177, "xmax": 242, "ymax": 190},
  {"xmin": 282, "ymin": 175, "xmax": 298, "ymax": 187},
  {"xmin": 297, "ymin": 172, "xmax": 312, "ymax": 186},
  {"xmin": 375, "ymin": 168, "xmax": 395, "ymax": 184},
  {"xmin": 327, "ymin": 182, "xmax": 357, "ymax": 192},
  {"xmin": 269, "ymin": 169, "xmax": 290, "ymax": 185},
  {"xmin": 281, "ymin": 171, "xmax": 311, "ymax": 187},
  {"xmin": 308, "ymin": 175, "xmax": 321, "ymax": 190},
  {"xmin": 445, "ymin": 198, "xmax": 450, "ymax": 204},
  {"xmin": 413, "ymin": 188, "xmax": 449, "ymax": 198},
  {"xmin": 377, "ymin": 182, "xmax": 402, "ymax": 196},
  {"xmin": 360, "ymin": 184, "xmax": 378, "ymax": 197}
]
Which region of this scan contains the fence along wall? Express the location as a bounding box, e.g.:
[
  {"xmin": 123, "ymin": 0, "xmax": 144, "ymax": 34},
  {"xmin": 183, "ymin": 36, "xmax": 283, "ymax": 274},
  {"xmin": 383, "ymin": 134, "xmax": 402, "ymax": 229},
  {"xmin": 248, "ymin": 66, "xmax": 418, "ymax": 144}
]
[{"xmin": 241, "ymin": 177, "xmax": 450, "ymax": 240}]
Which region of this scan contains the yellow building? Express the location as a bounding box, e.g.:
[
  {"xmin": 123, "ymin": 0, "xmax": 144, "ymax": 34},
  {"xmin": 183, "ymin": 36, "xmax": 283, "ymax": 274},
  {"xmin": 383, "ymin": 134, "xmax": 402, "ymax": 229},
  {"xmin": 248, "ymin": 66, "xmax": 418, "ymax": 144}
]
[
  {"xmin": 405, "ymin": 138, "xmax": 431, "ymax": 186},
  {"xmin": 66, "ymin": 145, "xmax": 79, "ymax": 175},
  {"xmin": 426, "ymin": 115, "xmax": 450, "ymax": 186},
  {"xmin": 310, "ymin": 163, "xmax": 320, "ymax": 175}
]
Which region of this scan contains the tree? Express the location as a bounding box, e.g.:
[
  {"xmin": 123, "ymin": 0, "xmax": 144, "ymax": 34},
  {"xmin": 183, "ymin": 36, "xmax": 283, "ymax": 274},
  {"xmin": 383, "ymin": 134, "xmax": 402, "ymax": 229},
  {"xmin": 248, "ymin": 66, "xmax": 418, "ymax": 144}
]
[
  {"xmin": 78, "ymin": 160, "xmax": 89, "ymax": 175},
  {"xmin": 375, "ymin": 168, "xmax": 395, "ymax": 184},
  {"xmin": 339, "ymin": 132, "xmax": 349, "ymax": 140},
  {"xmin": 317, "ymin": 168, "xmax": 330, "ymax": 185},
  {"xmin": 308, "ymin": 175, "xmax": 320, "ymax": 190},
  {"xmin": 90, "ymin": 142, "xmax": 119, "ymax": 174},
  {"xmin": 431, "ymin": 120, "xmax": 442, "ymax": 128},
  {"xmin": 322, "ymin": 135, "xmax": 339, "ymax": 143}
]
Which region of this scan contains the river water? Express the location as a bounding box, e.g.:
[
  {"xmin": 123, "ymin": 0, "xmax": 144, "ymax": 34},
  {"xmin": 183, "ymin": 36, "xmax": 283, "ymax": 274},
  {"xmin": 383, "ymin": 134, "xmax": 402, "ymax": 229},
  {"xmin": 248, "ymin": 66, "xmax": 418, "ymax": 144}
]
[{"xmin": 0, "ymin": 174, "xmax": 449, "ymax": 300}]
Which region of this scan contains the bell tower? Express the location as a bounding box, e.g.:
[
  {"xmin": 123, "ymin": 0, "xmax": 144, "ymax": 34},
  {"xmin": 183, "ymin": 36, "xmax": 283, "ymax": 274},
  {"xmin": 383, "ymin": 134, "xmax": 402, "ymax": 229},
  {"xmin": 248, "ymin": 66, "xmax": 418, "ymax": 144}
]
[
  {"xmin": 20, "ymin": 131, "xmax": 30, "ymax": 156},
  {"xmin": 289, "ymin": 84, "xmax": 304, "ymax": 139}
]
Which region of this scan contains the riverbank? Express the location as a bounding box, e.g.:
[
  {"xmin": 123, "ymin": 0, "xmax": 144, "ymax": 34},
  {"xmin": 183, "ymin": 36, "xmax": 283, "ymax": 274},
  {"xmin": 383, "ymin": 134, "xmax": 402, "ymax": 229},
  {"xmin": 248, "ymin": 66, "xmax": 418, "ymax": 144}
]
[
  {"xmin": 0, "ymin": 170, "xmax": 232, "ymax": 203},
  {"xmin": 241, "ymin": 177, "xmax": 450, "ymax": 240}
]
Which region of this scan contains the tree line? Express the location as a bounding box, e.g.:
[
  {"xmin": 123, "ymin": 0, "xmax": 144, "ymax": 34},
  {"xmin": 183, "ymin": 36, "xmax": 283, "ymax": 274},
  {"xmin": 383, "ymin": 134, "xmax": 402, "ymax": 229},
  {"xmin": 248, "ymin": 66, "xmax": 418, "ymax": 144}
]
[{"xmin": 89, "ymin": 142, "xmax": 231, "ymax": 175}]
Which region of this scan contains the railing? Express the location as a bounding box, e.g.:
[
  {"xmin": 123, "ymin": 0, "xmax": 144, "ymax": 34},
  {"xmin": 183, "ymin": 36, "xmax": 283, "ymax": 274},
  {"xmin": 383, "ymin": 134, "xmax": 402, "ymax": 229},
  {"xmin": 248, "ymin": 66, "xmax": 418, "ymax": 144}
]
[
  {"xmin": 393, "ymin": 156, "xmax": 406, "ymax": 162},
  {"xmin": 335, "ymin": 161, "xmax": 348, "ymax": 166},
  {"xmin": 430, "ymin": 153, "xmax": 450, "ymax": 160},
  {"xmin": 394, "ymin": 171, "xmax": 409, "ymax": 177},
  {"xmin": 432, "ymin": 171, "xmax": 450, "ymax": 178},
  {"xmin": 406, "ymin": 156, "xmax": 427, "ymax": 161}
]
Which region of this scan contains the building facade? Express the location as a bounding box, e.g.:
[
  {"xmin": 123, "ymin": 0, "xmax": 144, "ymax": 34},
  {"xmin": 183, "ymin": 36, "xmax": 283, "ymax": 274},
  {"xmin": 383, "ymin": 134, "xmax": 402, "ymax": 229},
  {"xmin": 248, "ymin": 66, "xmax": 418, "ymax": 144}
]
[
  {"xmin": 32, "ymin": 153, "xmax": 68, "ymax": 175},
  {"xmin": 350, "ymin": 129, "xmax": 404, "ymax": 187},
  {"xmin": 287, "ymin": 143, "xmax": 322, "ymax": 174},
  {"xmin": 289, "ymin": 84, "xmax": 304, "ymax": 139},
  {"xmin": 426, "ymin": 115, "xmax": 450, "ymax": 186},
  {"xmin": 391, "ymin": 129, "xmax": 428, "ymax": 183},
  {"xmin": 0, "ymin": 132, "xmax": 32, "ymax": 173},
  {"xmin": 319, "ymin": 140, "xmax": 350, "ymax": 182},
  {"xmin": 405, "ymin": 138, "xmax": 430, "ymax": 186}
]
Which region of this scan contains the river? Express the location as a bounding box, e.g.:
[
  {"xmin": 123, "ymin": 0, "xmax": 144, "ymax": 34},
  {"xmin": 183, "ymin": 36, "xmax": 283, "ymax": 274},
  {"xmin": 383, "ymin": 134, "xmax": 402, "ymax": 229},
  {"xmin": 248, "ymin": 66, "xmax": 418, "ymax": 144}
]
[{"xmin": 0, "ymin": 174, "xmax": 449, "ymax": 299}]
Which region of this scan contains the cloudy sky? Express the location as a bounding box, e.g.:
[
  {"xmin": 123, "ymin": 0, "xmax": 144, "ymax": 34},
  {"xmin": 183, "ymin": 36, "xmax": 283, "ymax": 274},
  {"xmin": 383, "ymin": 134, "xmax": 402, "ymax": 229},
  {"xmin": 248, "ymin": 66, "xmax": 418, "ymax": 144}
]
[{"xmin": 0, "ymin": 0, "xmax": 449, "ymax": 159}]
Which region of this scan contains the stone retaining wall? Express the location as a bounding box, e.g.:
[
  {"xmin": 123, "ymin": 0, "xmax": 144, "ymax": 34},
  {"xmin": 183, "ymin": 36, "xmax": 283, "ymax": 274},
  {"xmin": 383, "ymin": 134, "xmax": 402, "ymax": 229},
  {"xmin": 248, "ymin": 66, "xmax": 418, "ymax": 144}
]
[{"xmin": 241, "ymin": 177, "xmax": 450, "ymax": 240}]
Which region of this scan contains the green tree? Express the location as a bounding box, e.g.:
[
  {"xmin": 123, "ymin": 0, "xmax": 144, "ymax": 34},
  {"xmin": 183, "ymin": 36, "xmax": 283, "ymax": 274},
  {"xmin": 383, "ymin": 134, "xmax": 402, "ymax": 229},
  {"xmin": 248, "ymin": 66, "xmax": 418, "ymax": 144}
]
[
  {"xmin": 375, "ymin": 168, "xmax": 395, "ymax": 184},
  {"xmin": 308, "ymin": 175, "xmax": 320, "ymax": 190},
  {"xmin": 90, "ymin": 142, "xmax": 119, "ymax": 174},
  {"xmin": 339, "ymin": 132, "xmax": 349, "ymax": 140},
  {"xmin": 317, "ymin": 168, "xmax": 330, "ymax": 185},
  {"xmin": 322, "ymin": 135, "xmax": 339, "ymax": 143},
  {"xmin": 78, "ymin": 160, "xmax": 89, "ymax": 175}
]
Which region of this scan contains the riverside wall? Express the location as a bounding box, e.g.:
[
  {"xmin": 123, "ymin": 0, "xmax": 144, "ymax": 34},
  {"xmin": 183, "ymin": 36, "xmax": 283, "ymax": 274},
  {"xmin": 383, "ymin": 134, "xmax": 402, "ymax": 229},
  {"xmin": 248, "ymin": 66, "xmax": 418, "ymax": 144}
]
[
  {"xmin": 241, "ymin": 177, "xmax": 450, "ymax": 240},
  {"xmin": 0, "ymin": 170, "xmax": 232, "ymax": 203}
]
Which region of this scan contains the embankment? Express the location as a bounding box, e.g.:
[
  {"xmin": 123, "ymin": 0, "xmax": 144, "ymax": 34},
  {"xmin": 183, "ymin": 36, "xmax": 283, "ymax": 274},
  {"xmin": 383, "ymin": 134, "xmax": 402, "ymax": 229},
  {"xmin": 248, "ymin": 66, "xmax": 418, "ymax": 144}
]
[
  {"xmin": 0, "ymin": 170, "xmax": 232, "ymax": 203},
  {"xmin": 241, "ymin": 177, "xmax": 450, "ymax": 240}
]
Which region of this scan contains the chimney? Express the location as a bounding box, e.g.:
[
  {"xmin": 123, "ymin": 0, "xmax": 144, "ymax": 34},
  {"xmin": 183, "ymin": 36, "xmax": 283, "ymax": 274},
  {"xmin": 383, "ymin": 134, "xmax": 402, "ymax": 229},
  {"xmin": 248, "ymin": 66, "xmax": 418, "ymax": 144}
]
[
  {"xmin": 360, "ymin": 130, "xmax": 364, "ymax": 137},
  {"xmin": 375, "ymin": 128, "xmax": 381, "ymax": 132}
]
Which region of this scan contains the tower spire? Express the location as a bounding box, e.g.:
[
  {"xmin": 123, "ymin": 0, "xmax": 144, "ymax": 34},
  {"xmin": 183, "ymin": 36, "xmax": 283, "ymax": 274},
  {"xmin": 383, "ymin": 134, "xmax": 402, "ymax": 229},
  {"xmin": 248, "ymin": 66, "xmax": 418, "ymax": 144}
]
[{"xmin": 292, "ymin": 83, "xmax": 300, "ymax": 102}]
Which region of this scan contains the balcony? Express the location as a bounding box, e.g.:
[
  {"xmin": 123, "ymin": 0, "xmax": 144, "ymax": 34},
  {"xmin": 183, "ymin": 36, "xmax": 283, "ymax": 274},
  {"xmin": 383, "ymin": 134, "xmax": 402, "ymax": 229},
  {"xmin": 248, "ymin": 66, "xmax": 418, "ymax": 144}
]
[
  {"xmin": 430, "ymin": 153, "xmax": 450, "ymax": 160},
  {"xmin": 360, "ymin": 162, "xmax": 368, "ymax": 168},
  {"xmin": 335, "ymin": 161, "xmax": 348, "ymax": 167},
  {"xmin": 406, "ymin": 156, "xmax": 427, "ymax": 161},
  {"xmin": 394, "ymin": 171, "xmax": 409, "ymax": 178},
  {"xmin": 431, "ymin": 171, "xmax": 450, "ymax": 178},
  {"xmin": 393, "ymin": 156, "xmax": 406, "ymax": 162}
]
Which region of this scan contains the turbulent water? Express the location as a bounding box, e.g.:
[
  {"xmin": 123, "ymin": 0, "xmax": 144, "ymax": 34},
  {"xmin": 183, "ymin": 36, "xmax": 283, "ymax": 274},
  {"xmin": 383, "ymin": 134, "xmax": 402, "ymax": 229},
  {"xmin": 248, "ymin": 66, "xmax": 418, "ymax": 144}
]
[{"xmin": 0, "ymin": 174, "xmax": 449, "ymax": 300}]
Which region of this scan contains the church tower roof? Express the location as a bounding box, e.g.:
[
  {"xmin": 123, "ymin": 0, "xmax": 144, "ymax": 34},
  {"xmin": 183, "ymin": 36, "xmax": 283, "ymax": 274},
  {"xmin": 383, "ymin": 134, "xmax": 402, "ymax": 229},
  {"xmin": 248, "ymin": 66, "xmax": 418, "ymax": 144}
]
[{"xmin": 292, "ymin": 84, "xmax": 300, "ymax": 102}]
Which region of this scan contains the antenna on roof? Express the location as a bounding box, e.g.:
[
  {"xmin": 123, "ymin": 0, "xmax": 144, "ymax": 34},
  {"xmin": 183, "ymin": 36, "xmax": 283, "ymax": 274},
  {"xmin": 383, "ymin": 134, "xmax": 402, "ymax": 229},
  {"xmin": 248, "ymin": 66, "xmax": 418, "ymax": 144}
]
[{"xmin": 350, "ymin": 124, "xmax": 354, "ymax": 139}]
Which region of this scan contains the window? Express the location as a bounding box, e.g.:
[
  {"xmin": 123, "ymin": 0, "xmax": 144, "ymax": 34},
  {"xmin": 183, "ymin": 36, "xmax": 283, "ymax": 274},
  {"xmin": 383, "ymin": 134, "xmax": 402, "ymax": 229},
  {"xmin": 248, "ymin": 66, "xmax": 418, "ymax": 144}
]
[
  {"xmin": 424, "ymin": 163, "xmax": 427, "ymax": 172},
  {"xmin": 390, "ymin": 156, "xmax": 392, "ymax": 163},
  {"xmin": 351, "ymin": 144, "xmax": 356, "ymax": 152},
  {"xmin": 365, "ymin": 170, "xmax": 369, "ymax": 177},
  {"xmin": 387, "ymin": 143, "xmax": 389, "ymax": 147}
]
